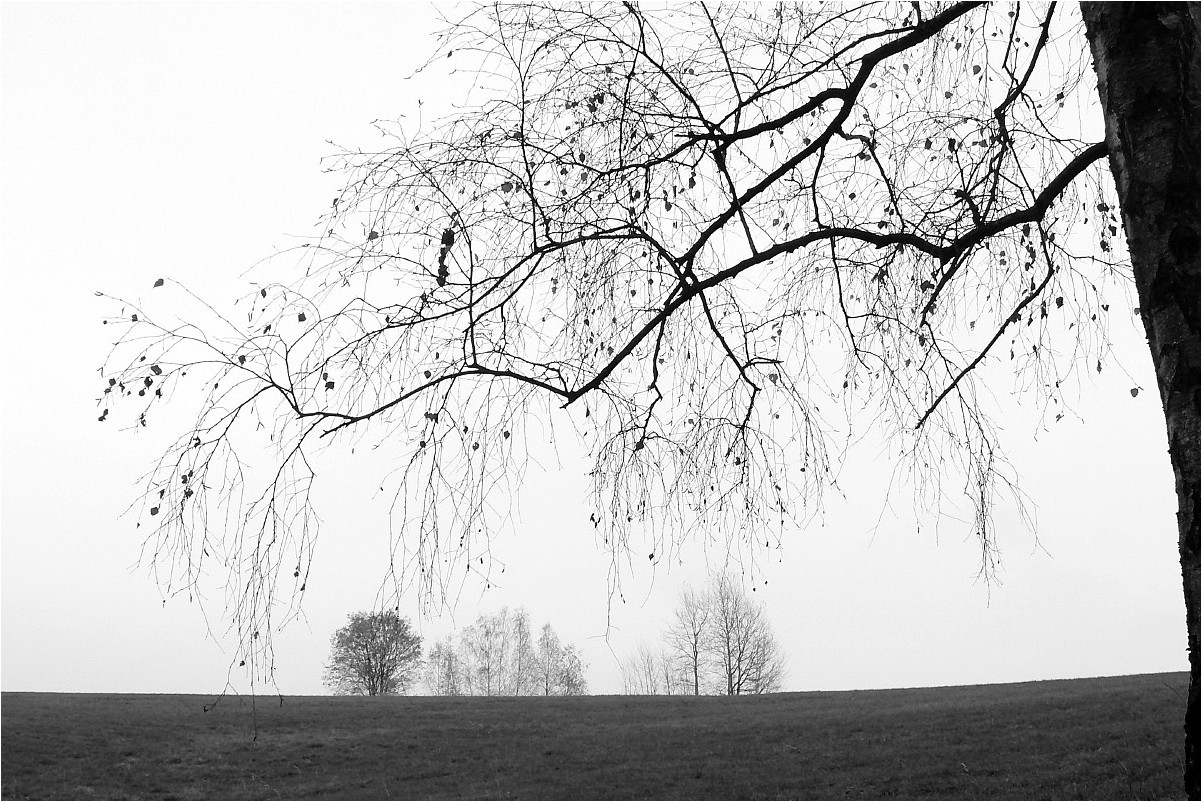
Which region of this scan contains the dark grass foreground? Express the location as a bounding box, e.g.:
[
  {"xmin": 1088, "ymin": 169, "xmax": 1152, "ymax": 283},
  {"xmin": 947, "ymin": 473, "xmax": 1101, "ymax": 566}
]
[{"xmin": 1, "ymin": 672, "xmax": 1188, "ymax": 800}]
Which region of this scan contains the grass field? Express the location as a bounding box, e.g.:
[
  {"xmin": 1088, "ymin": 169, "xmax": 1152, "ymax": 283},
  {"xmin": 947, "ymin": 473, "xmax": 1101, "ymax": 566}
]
[{"xmin": 1, "ymin": 672, "xmax": 1188, "ymax": 800}]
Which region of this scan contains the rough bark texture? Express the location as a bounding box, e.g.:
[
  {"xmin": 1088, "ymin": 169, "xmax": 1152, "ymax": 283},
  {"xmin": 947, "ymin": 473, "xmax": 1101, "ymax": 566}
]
[{"xmin": 1081, "ymin": 3, "xmax": 1200, "ymax": 796}]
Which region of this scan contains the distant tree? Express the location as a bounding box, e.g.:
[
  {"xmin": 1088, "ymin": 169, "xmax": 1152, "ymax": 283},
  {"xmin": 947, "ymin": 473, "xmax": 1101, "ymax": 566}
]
[
  {"xmin": 621, "ymin": 642, "xmax": 677, "ymax": 695},
  {"xmin": 665, "ymin": 584, "xmax": 711, "ymax": 696},
  {"xmin": 424, "ymin": 635, "xmax": 463, "ymax": 696},
  {"xmin": 534, "ymin": 623, "xmax": 589, "ymax": 696},
  {"xmin": 637, "ymin": 573, "xmax": 786, "ymax": 695},
  {"xmin": 460, "ymin": 609, "xmax": 511, "ymax": 695},
  {"xmin": 507, "ymin": 607, "xmax": 537, "ymax": 695},
  {"xmin": 323, "ymin": 611, "xmax": 423, "ymax": 696},
  {"xmin": 98, "ymin": 3, "xmax": 1198, "ymax": 790},
  {"xmin": 620, "ymin": 641, "xmax": 691, "ymax": 695},
  {"xmin": 429, "ymin": 608, "xmax": 586, "ymax": 696},
  {"xmin": 704, "ymin": 574, "xmax": 787, "ymax": 696}
]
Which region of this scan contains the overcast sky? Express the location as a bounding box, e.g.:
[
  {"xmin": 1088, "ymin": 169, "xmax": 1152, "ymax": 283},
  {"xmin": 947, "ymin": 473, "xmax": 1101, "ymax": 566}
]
[{"xmin": 1, "ymin": 2, "xmax": 1187, "ymax": 698}]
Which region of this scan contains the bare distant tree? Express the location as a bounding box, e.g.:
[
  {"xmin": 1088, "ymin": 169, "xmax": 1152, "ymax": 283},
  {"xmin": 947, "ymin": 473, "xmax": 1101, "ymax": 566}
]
[
  {"xmin": 506, "ymin": 607, "xmax": 537, "ymax": 695},
  {"xmin": 665, "ymin": 584, "xmax": 711, "ymax": 696},
  {"xmin": 621, "ymin": 642, "xmax": 687, "ymax": 695},
  {"xmin": 430, "ymin": 608, "xmax": 586, "ymax": 696},
  {"xmin": 620, "ymin": 643, "xmax": 663, "ymax": 695},
  {"xmin": 460, "ymin": 609, "xmax": 512, "ymax": 696},
  {"xmin": 534, "ymin": 623, "xmax": 589, "ymax": 696},
  {"xmin": 323, "ymin": 611, "xmax": 423, "ymax": 696},
  {"xmin": 98, "ymin": 2, "xmax": 1197, "ymax": 790},
  {"xmin": 656, "ymin": 647, "xmax": 688, "ymax": 696},
  {"xmin": 424, "ymin": 635, "xmax": 463, "ymax": 696},
  {"xmin": 646, "ymin": 573, "xmax": 786, "ymax": 696},
  {"xmin": 705, "ymin": 574, "xmax": 786, "ymax": 696}
]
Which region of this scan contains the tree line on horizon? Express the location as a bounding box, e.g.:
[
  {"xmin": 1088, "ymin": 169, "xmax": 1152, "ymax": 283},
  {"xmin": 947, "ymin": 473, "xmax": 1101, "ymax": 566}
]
[
  {"xmin": 325, "ymin": 572, "xmax": 786, "ymax": 699},
  {"xmin": 323, "ymin": 607, "xmax": 586, "ymax": 696},
  {"xmin": 424, "ymin": 606, "xmax": 588, "ymax": 696}
]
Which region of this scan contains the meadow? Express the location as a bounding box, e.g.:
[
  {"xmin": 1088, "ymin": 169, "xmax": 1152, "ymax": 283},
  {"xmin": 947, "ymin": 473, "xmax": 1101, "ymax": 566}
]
[{"xmin": 1, "ymin": 672, "xmax": 1188, "ymax": 800}]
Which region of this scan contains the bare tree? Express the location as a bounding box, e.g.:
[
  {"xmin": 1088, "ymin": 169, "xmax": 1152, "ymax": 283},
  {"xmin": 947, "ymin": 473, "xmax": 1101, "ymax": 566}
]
[
  {"xmin": 503, "ymin": 606, "xmax": 537, "ymax": 695},
  {"xmin": 665, "ymin": 583, "xmax": 711, "ymax": 695},
  {"xmin": 323, "ymin": 611, "xmax": 423, "ymax": 696},
  {"xmin": 424, "ymin": 635, "xmax": 463, "ymax": 695},
  {"xmin": 619, "ymin": 644, "xmax": 655, "ymax": 695},
  {"xmin": 621, "ymin": 642, "xmax": 685, "ymax": 695},
  {"xmin": 534, "ymin": 623, "xmax": 589, "ymax": 696},
  {"xmin": 705, "ymin": 574, "xmax": 787, "ymax": 695},
  {"xmin": 459, "ymin": 609, "xmax": 511, "ymax": 696},
  {"xmin": 430, "ymin": 608, "xmax": 586, "ymax": 696},
  {"xmin": 651, "ymin": 573, "xmax": 786, "ymax": 696},
  {"xmin": 97, "ymin": 2, "xmax": 1198, "ymax": 790}
]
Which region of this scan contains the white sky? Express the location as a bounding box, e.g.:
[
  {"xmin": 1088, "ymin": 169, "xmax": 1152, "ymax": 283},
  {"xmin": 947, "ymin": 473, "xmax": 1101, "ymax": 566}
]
[{"xmin": 0, "ymin": 2, "xmax": 1187, "ymax": 697}]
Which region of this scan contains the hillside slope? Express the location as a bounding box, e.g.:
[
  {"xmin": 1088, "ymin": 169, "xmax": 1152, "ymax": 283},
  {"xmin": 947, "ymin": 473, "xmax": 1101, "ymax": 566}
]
[{"xmin": 1, "ymin": 672, "xmax": 1188, "ymax": 800}]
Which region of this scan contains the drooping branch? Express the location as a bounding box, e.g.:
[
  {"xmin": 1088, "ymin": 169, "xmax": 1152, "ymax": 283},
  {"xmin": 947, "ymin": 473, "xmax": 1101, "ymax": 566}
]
[{"xmin": 98, "ymin": 1, "xmax": 1126, "ymax": 681}]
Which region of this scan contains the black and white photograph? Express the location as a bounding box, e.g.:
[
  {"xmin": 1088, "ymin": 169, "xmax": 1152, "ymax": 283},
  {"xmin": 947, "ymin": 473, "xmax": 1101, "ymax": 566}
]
[{"xmin": 1, "ymin": 2, "xmax": 1196, "ymax": 799}]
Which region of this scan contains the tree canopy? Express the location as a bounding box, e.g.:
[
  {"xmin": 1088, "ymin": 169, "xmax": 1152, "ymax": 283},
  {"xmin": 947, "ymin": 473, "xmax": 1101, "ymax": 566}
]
[
  {"xmin": 100, "ymin": 0, "xmax": 1123, "ymax": 638},
  {"xmin": 323, "ymin": 611, "xmax": 423, "ymax": 696}
]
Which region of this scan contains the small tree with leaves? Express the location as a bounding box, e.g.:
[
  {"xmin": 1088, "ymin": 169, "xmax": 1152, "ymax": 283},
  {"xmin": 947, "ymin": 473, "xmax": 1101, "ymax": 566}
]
[{"xmin": 323, "ymin": 611, "xmax": 423, "ymax": 696}]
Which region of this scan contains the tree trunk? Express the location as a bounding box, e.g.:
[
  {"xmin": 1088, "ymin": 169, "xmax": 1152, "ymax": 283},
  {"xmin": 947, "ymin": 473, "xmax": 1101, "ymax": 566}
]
[{"xmin": 1080, "ymin": 3, "xmax": 1200, "ymax": 796}]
